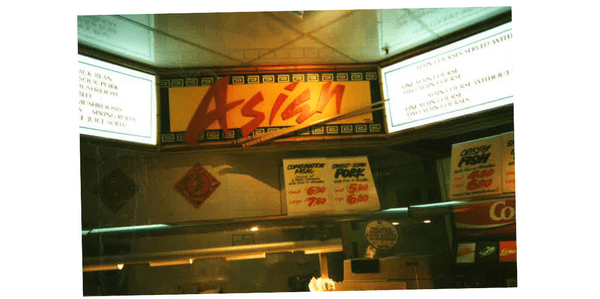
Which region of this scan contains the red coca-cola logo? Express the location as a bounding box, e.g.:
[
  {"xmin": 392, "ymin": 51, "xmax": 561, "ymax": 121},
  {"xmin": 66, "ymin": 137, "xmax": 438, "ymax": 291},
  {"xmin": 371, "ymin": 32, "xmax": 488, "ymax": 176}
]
[
  {"xmin": 454, "ymin": 199, "xmax": 516, "ymax": 237},
  {"xmin": 500, "ymin": 248, "xmax": 516, "ymax": 256},
  {"xmin": 499, "ymin": 241, "xmax": 517, "ymax": 262}
]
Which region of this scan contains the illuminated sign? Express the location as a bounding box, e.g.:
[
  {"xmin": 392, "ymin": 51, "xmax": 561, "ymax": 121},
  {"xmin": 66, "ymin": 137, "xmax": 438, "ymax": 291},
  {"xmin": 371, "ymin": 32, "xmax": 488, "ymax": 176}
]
[
  {"xmin": 382, "ymin": 22, "xmax": 513, "ymax": 133},
  {"xmin": 78, "ymin": 55, "xmax": 157, "ymax": 145},
  {"xmin": 160, "ymin": 71, "xmax": 384, "ymax": 145}
]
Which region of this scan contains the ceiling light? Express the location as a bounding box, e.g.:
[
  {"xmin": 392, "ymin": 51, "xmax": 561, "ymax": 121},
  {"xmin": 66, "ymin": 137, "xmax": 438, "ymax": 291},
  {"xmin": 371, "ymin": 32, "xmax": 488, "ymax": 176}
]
[
  {"xmin": 392, "ymin": 222, "xmax": 400, "ymax": 226},
  {"xmin": 250, "ymin": 226, "xmax": 259, "ymax": 232},
  {"xmin": 423, "ymin": 219, "xmax": 431, "ymax": 224}
]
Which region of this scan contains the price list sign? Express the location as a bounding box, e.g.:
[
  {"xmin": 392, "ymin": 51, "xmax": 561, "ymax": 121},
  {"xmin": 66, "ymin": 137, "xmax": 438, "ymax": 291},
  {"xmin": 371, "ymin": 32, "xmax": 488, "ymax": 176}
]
[
  {"xmin": 328, "ymin": 156, "xmax": 380, "ymax": 214},
  {"xmin": 283, "ymin": 156, "xmax": 380, "ymax": 216},
  {"xmin": 282, "ymin": 158, "xmax": 334, "ymax": 215},
  {"xmin": 449, "ymin": 135, "xmax": 502, "ymax": 199}
]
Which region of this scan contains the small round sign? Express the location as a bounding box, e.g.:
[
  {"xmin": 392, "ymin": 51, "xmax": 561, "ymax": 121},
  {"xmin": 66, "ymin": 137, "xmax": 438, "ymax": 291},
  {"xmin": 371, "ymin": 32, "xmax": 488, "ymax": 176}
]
[{"xmin": 364, "ymin": 220, "xmax": 399, "ymax": 250}]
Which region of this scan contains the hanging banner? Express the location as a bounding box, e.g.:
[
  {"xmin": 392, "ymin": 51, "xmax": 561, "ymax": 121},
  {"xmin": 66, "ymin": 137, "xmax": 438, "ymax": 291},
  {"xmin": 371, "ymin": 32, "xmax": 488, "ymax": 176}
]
[
  {"xmin": 328, "ymin": 156, "xmax": 380, "ymax": 214},
  {"xmin": 449, "ymin": 135, "xmax": 503, "ymax": 199},
  {"xmin": 501, "ymin": 132, "xmax": 515, "ymax": 193},
  {"xmin": 159, "ymin": 70, "xmax": 385, "ymax": 146},
  {"xmin": 282, "ymin": 158, "xmax": 334, "ymax": 216}
]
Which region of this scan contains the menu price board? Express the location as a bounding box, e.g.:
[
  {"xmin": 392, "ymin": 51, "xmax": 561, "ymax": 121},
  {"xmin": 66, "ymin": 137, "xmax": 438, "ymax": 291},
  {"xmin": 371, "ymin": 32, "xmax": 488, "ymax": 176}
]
[
  {"xmin": 78, "ymin": 54, "xmax": 157, "ymax": 145},
  {"xmin": 283, "ymin": 156, "xmax": 380, "ymax": 216},
  {"xmin": 449, "ymin": 131, "xmax": 515, "ymax": 199},
  {"xmin": 382, "ymin": 22, "xmax": 513, "ymax": 133},
  {"xmin": 449, "ymin": 135, "xmax": 502, "ymax": 199},
  {"xmin": 501, "ymin": 132, "xmax": 515, "ymax": 193},
  {"xmin": 283, "ymin": 158, "xmax": 334, "ymax": 215},
  {"xmin": 328, "ymin": 156, "xmax": 380, "ymax": 213}
]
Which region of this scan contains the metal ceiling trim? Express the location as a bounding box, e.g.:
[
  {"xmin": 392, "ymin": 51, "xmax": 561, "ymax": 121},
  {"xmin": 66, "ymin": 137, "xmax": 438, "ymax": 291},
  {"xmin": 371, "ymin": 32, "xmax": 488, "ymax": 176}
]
[
  {"xmin": 83, "ymin": 238, "xmax": 344, "ymax": 270},
  {"xmin": 377, "ymin": 10, "xmax": 512, "ymax": 68}
]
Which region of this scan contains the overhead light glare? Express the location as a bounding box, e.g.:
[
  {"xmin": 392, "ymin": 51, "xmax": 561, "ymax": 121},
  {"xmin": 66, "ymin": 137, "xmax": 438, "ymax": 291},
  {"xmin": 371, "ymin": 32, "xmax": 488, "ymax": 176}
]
[
  {"xmin": 226, "ymin": 253, "xmax": 266, "ymax": 261},
  {"xmin": 304, "ymin": 246, "xmax": 344, "ymax": 255},
  {"xmin": 423, "ymin": 219, "xmax": 431, "ymax": 224},
  {"xmin": 392, "ymin": 222, "xmax": 400, "ymax": 226},
  {"xmin": 149, "ymin": 259, "xmax": 194, "ymax": 267},
  {"xmin": 83, "ymin": 264, "xmax": 121, "ymax": 272},
  {"xmin": 250, "ymin": 226, "xmax": 259, "ymax": 232}
]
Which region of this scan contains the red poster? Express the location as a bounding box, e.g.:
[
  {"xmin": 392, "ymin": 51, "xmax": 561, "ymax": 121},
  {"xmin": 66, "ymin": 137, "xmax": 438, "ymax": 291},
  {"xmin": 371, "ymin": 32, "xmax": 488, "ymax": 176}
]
[
  {"xmin": 453, "ymin": 199, "xmax": 516, "ymax": 238},
  {"xmin": 499, "ymin": 241, "xmax": 517, "ymax": 262},
  {"xmin": 174, "ymin": 163, "xmax": 221, "ymax": 208}
]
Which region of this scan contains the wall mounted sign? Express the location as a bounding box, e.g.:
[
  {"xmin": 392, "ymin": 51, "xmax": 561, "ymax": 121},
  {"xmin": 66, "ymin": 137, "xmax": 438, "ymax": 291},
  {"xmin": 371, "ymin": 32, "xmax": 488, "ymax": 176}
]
[
  {"xmin": 174, "ymin": 163, "xmax": 221, "ymax": 208},
  {"xmin": 449, "ymin": 135, "xmax": 503, "ymax": 199},
  {"xmin": 78, "ymin": 54, "xmax": 157, "ymax": 145},
  {"xmin": 94, "ymin": 168, "xmax": 138, "ymax": 213},
  {"xmin": 282, "ymin": 158, "xmax": 334, "ymax": 215},
  {"xmin": 382, "ymin": 22, "xmax": 512, "ymax": 133},
  {"xmin": 499, "ymin": 240, "xmax": 517, "ymax": 262},
  {"xmin": 449, "ymin": 131, "xmax": 515, "ymax": 199},
  {"xmin": 328, "ymin": 156, "xmax": 380, "ymax": 213},
  {"xmin": 453, "ymin": 199, "xmax": 516, "ymax": 238},
  {"xmin": 282, "ymin": 156, "xmax": 380, "ymax": 216},
  {"xmin": 364, "ymin": 220, "xmax": 398, "ymax": 250},
  {"xmin": 159, "ymin": 70, "xmax": 384, "ymax": 146},
  {"xmin": 475, "ymin": 241, "xmax": 499, "ymax": 263},
  {"xmin": 501, "ymin": 132, "xmax": 515, "ymax": 193},
  {"xmin": 456, "ymin": 243, "xmax": 476, "ymax": 263}
]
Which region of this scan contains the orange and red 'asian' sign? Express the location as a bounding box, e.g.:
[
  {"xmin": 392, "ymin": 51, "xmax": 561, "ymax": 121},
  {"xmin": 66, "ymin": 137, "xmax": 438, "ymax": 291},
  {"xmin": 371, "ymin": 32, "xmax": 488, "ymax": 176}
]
[{"xmin": 160, "ymin": 71, "xmax": 383, "ymax": 145}]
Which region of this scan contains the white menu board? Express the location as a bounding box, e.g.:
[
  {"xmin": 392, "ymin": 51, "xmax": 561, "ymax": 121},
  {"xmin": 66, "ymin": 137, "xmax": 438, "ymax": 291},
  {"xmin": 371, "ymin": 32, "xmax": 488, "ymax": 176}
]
[
  {"xmin": 328, "ymin": 156, "xmax": 380, "ymax": 214},
  {"xmin": 449, "ymin": 135, "xmax": 503, "ymax": 199},
  {"xmin": 282, "ymin": 158, "xmax": 334, "ymax": 215},
  {"xmin": 382, "ymin": 22, "xmax": 513, "ymax": 133},
  {"xmin": 283, "ymin": 156, "xmax": 380, "ymax": 216},
  {"xmin": 78, "ymin": 54, "xmax": 157, "ymax": 145},
  {"xmin": 501, "ymin": 132, "xmax": 515, "ymax": 193}
]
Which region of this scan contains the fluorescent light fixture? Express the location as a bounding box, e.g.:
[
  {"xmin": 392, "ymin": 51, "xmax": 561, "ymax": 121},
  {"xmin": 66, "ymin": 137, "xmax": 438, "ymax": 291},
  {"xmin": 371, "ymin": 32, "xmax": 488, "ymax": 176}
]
[
  {"xmin": 250, "ymin": 226, "xmax": 259, "ymax": 232},
  {"xmin": 392, "ymin": 222, "xmax": 400, "ymax": 226},
  {"xmin": 225, "ymin": 253, "xmax": 266, "ymax": 261},
  {"xmin": 149, "ymin": 259, "xmax": 193, "ymax": 267},
  {"xmin": 423, "ymin": 219, "xmax": 432, "ymax": 224}
]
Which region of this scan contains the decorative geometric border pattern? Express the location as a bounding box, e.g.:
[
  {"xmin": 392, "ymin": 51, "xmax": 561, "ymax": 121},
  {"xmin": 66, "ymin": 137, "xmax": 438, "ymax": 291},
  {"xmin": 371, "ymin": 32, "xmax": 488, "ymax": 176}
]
[
  {"xmin": 160, "ymin": 70, "xmax": 383, "ymax": 145},
  {"xmin": 159, "ymin": 71, "xmax": 378, "ymax": 88},
  {"xmin": 161, "ymin": 123, "xmax": 384, "ymax": 144}
]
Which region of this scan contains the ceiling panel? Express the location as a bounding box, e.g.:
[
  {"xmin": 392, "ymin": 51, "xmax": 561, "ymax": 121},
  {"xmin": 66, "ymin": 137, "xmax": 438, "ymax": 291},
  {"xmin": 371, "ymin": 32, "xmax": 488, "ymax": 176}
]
[
  {"xmin": 310, "ymin": 10, "xmax": 381, "ymax": 63},
  {"xmin": 77, "ymin": 7, "xmax": 511, "ymax": 69}
]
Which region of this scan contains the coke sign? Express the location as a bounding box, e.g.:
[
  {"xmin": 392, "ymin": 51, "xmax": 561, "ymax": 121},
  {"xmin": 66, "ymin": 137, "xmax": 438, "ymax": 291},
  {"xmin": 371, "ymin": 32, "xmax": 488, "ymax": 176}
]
[
  {"xmin": 499, "ymin": 241, "xmax": 517, "ymax": 262},
  {"xmin": 453, "ymin": 199, "xmax": 516, "ymax": 238}
]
